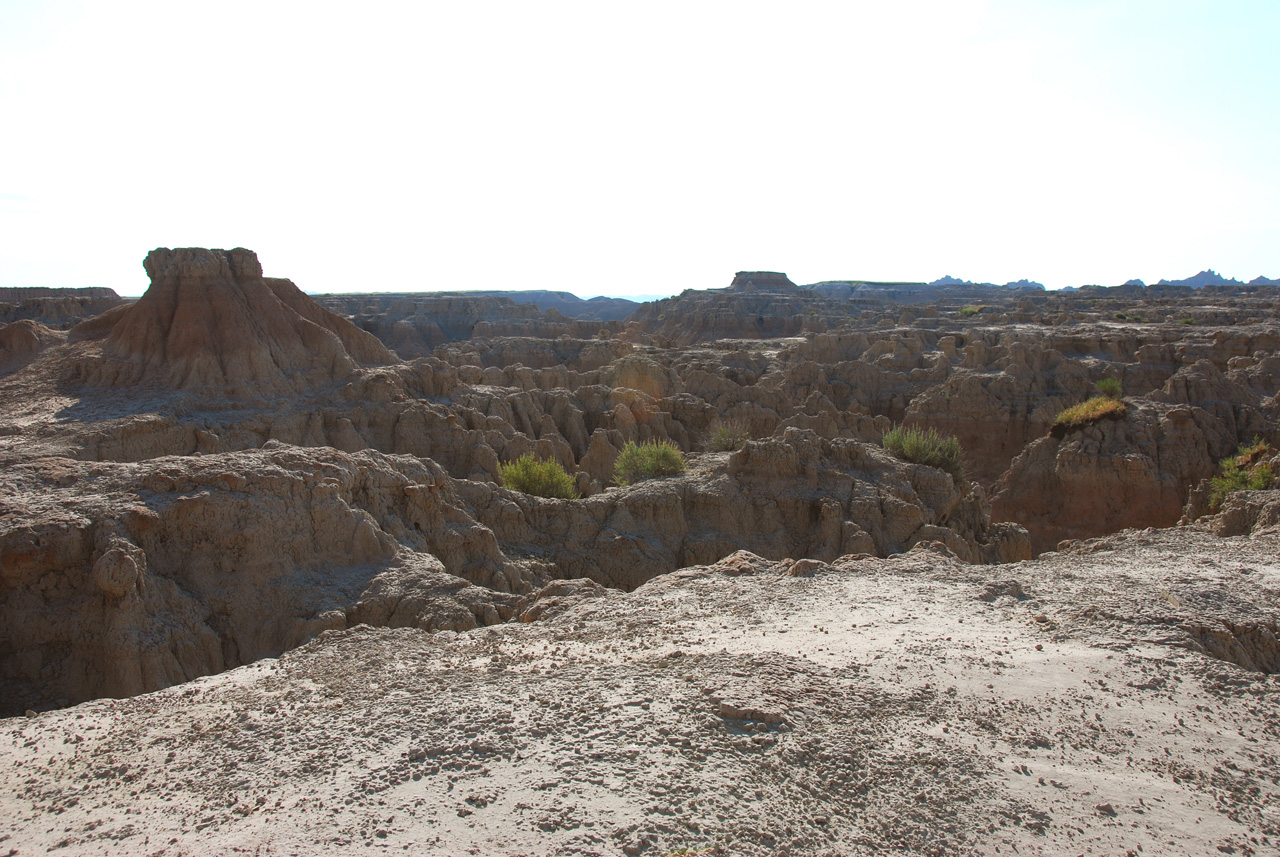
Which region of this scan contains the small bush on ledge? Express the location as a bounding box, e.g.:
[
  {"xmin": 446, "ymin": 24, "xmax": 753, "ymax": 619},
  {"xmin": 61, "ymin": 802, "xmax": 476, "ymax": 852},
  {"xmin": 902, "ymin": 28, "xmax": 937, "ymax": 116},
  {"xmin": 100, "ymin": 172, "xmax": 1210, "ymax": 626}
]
[
  {"xmin": 615, "ymin": 440, "xmax": 686, "ymax": 485},
  {"xmin": 1053, "ymin": 396, "xmax": 1125, "ymax": 430},
  {"xmin": 1209, "ymin": 438, "xmax": 1275, "ymax": 511},
  {"xmin": 499, "ymin": 453, "xmax": 579, "ymax": 499},
  {"xmin": 881, "ymin": 424, "xmax": 964, "ymax": 481},
  {"xmin": 1095, "ymin": 377, "xmax": 1122, "ymax": 399},
  {"xmin": 707, "ymin": 418, "xmax": 751, "ymax": 452}
]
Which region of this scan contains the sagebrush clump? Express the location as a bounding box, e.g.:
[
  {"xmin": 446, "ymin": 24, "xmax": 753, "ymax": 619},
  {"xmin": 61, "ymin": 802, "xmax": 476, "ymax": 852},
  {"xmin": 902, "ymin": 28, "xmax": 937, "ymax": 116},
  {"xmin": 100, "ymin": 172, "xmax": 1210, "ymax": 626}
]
[
  {"xmin": 1208, "ymin": 438, "xmax": 1275, "ymax": 511},
  {"xmin": 881, "ymin": 425, "xmax": 964, "ymax": 481},
  {"xmin": 614, "ymin": 440, "xmax": 686, "ymax": 485},
  {"xmin": 498, "ymin": 453, "xmax": 579, "ymax": 499}
]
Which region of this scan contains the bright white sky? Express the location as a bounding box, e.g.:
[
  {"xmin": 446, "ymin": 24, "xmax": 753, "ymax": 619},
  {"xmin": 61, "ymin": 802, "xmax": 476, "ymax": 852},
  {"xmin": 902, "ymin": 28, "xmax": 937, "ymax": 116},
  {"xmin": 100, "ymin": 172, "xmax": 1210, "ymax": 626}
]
[{"xmin": 1, "ymin": 1, "xmax": 1276, "ymax": 298}]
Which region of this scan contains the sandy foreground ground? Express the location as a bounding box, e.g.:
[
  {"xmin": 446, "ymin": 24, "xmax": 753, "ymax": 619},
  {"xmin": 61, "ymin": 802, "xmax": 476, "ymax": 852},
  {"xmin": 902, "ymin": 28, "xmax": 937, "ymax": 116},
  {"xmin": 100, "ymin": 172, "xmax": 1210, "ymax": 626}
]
[{"xmin": 2, "ymin": 526, "xmax": 1278, "ymax": 857}]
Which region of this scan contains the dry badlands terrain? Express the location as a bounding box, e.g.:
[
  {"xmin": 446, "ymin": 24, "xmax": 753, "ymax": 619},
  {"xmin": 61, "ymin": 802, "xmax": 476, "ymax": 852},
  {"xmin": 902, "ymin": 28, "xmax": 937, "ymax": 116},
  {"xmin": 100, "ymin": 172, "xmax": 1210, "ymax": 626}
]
[{"xmin": 1, "ymin": 251, "xmax": 1278, "ymax": 856}]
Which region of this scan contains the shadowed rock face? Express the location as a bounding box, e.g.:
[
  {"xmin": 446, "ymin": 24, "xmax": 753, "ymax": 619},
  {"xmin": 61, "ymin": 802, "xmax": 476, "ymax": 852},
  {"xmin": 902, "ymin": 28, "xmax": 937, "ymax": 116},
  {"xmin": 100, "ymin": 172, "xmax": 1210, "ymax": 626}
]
[{"xmin": 70, "ymin": 247, "xmax": 393, "ymax": 396}]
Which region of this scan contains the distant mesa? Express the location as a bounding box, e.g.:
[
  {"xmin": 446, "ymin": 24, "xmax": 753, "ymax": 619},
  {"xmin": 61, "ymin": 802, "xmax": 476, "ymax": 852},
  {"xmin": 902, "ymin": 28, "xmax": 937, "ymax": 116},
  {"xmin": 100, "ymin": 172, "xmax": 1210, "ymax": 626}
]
[
  {"xmin": 1123, "ymin": 278, "xmax": 1146, "ymax": 287},
  {"xmin": 70, "ymin": 247, "xmax": 394, "ymax": 396},
  {"xmin": 0, "ymin": 286, "xmax": 118, "ymax": 300},
  {"xmin": 729, "ymin": 271, "xmax": 798, "ymax": 291}
]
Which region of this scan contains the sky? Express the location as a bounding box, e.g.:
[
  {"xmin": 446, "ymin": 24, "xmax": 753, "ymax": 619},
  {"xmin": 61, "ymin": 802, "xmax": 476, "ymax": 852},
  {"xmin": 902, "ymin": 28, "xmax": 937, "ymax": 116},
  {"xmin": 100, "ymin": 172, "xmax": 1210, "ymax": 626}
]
[{"xmin": 1, "ymin": 1, "xmax": 1277, "ymax": 298}]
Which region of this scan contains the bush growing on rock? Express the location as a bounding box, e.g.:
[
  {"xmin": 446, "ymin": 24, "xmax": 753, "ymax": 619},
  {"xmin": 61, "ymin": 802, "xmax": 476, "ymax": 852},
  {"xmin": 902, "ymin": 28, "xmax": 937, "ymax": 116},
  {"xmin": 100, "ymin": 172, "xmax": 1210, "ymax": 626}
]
[
  {"xmin": 881, "ymin": 425, "xmax": 964, "ymax": 481},
  {"xmin": 614, "ymin": 440, "xmax": 686, "ymax": 485},
  {"xmin": 707, "ymin": 418, "xmax": 751, "ymax": 452},
  {"xmin": 1209, "ymin": 438, "xmax": 1275, "ymax": 511},
  {"xmin": 1095, "ymin": 377, "xmax": 1122, "ymax": 399},
  {"xmin": 499, "ymin": 453, "xmax": 580, "ymax": 499},
  {"xmin": 1053, "ymin": 397, "xmax": 1125, "ymax": 430}
]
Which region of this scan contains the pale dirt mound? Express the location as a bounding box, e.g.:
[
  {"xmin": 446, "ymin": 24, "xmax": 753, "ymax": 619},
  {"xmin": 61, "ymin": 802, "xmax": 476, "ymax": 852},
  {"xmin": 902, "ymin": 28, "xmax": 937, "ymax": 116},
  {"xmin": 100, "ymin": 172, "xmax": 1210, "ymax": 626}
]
[
  {"xmin": 2, "ymin": 527, "xmax": 1277, "ymax": 856},
  {"xmin": 69, "ymin": 247, "xmax": 393, "ymax": 396}
]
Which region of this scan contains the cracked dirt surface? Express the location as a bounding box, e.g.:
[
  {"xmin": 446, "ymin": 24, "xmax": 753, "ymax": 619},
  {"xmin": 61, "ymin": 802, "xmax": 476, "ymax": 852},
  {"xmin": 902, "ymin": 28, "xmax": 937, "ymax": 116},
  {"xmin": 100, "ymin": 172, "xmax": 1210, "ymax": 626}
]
[{"xmin": 3, "ymin": 525, "xmax": 1278, "ymax": 857}]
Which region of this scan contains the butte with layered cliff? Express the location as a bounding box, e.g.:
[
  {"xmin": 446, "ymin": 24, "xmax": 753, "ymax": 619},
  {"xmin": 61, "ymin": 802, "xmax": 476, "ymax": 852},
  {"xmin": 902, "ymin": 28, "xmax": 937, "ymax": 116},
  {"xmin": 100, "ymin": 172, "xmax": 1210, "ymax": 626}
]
[{"xmin": 1, "ymin": 249, "xmax": 1278, "ymax": 856}]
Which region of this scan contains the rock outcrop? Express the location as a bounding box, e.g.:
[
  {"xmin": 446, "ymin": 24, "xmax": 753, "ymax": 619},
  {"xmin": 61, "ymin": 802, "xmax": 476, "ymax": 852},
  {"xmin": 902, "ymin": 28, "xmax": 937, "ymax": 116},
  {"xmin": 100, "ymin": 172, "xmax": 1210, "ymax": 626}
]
[
  {"xmin": 70, "ymin": 248, "xmax": 393, "ymax": 396},
  {"xmin": 0, "ymin": 445, "xmax": 525, "ymax": 715}
]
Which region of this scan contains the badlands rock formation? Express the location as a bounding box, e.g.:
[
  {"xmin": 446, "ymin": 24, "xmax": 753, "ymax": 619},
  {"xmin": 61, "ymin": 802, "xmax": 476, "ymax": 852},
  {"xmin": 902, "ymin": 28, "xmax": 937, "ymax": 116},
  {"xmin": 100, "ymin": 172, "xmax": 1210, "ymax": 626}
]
[
  {"xmin": 2, "ymin": 252, "xmax": 1279, "ymax": 856},
  {"xmin": 70, "ymin": 248, "xmax": 393, "ymax": 395}
]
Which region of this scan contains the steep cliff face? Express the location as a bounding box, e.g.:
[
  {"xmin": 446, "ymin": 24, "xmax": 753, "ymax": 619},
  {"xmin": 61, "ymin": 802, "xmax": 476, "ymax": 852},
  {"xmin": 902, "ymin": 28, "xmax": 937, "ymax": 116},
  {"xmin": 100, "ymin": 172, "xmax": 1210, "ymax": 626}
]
[
  {"xmin": 69, "ymin": 248, "xmax": 393, "ymax": 396},
  {"xmin": 990, "ymin": 360, "xmax": 1275, "ymax": 554}
]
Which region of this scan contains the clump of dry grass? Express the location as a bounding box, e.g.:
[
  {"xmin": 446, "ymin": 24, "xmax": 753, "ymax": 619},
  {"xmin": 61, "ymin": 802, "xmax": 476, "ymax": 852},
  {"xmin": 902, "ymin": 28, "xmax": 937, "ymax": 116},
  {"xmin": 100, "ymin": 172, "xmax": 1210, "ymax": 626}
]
[
  {"xmin": 499, "ymin": 453, "xmax": 579, "ymax": 499},
  {"xmin": 881, "ymin": 424, "xmax": 965, "ymax": 481},
  {"xmin": 1209, "ymin": 437, "xmax": 1275, "ymax": 511},
  {"xmin": 1053, "ymin": 396, "xmax": 1125, "ymax": 429},
  {"xmin": 706, "ymin": 417, "xmax": 751, "ymax": 452}
]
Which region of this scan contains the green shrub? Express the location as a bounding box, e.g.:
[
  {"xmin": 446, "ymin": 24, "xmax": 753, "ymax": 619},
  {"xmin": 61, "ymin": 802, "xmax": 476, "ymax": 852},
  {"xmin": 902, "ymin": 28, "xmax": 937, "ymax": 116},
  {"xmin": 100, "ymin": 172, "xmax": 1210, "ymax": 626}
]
[
  {"xmin": 1054, "ymin": 396, "xmax": 1125, "ymax": 429},
  {"xmin": 498, "ymin": 453, "xmax": 579, "ymax": 499},
  {"xmin": 707, "ymin": 418, "xmax": 751, "ymax": 452},
  {"xmin": 958, "ymin": 305, "xmax": 983, "ymax": 318},
  {"xmin": 1095, "ymin": 377, "xmax": 1122, "ymax": 399},
  {"xmin": 1179, "ymin": 317, "xmax": 1196, "ymax": 325},
  {"xmin": 614, "ymin": 440, "xmax": 686, "ymax": 485},
  {"xmin": 881, "ymin": 425, "xmax": 964, "ymax": 481},
  {"xmin": 1208, "ymin": 438, "xmax": 1275, "ymax": 511}
]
